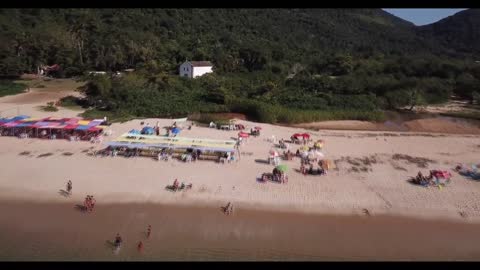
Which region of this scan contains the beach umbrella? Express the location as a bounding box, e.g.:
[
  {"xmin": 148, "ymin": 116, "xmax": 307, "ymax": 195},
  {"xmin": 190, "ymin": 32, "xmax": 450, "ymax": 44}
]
[
  {"xmin": 314, "ymin": 140, "xmax": 324, "ymax": 148},
  {"xmin": 172, "ymin": 127, "xmax": 181, "ymax": 135},
  {"xmin": 301, "ymin": 133, "xmax": 310, "ymax": 139},
  {"xmin": 238, "ymin": 132, "xmax": 249, "ymax": 138},
  {"xmin": 276, "ymin": 164, "xmax": 288, "ymax": 173},
  {"xmin": 141, "ymin": 126, "xmax": 155, "ymax": 135}
]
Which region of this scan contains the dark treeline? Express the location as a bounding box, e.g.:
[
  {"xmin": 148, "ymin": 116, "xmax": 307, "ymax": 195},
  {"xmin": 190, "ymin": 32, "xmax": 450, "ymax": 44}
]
[{"xmin": 1, "ymin": 9, "xmax": 480, "ymax": 123}]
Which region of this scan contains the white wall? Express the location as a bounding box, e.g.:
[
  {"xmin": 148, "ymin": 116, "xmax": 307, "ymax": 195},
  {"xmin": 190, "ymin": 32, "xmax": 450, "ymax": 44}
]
[
  {"xmin": 192, "ymin": 66, "xmax": 213, "ymax": 78},
  {"xmin": 179, "ymin": 62, "xmax": 193, "ymax": 78}
]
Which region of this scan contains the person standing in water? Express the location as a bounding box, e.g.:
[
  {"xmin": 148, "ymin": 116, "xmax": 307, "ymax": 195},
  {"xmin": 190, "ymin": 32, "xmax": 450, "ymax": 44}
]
[
  {"xmin": 114, "ymin": 233, "xmax": 123, "ymax": 247},
  {"xmin": 66, "ymin": 180, "xmax": 72, "ymax": 195},
  {"xmin": 137, "ymin": 241, "xmax": 144, "ymax": 253},
  {"xmin": 146, "ymin": 225, "xmax": 152, "ymax": 239}
]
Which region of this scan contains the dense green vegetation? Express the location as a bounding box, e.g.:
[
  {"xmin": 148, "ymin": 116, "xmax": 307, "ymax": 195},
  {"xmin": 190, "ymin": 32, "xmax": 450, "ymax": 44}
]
[
  {"xmin": 1, "ymin": 9, "xmax": 480, "ymax": 123},
  {"xmin": 0, "ymin": 80, "xmax": 27, "ymax": 97},
  {"xmin": 41, "ymin": 101, "xmax": 59, "ymax": 112}
]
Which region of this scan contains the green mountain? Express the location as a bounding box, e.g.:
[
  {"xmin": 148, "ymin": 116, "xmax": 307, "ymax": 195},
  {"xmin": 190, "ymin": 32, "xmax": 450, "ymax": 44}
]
[
  {"xmin": 0, "ymin": 8, "xmax": 468, "ymax": 75},
  {"xmin": 418, "ymin": 9, "xmax": 480, "ymax": 56}
]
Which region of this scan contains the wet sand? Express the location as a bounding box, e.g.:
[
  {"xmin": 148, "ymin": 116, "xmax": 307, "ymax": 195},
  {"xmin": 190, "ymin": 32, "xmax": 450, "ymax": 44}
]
[{"xmin": 0, "ymin": 201, "xmax": 479, "ymax": 261}]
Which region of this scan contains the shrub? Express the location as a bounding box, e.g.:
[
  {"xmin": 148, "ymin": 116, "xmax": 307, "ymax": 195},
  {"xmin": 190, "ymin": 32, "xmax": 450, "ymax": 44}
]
[
  {"xmin": 42, "ymin": 102, "xmax": 59, "ymax": 112},
  {"xmin": 0, "ymin": 80, "xmax": 27, "ymax": 97}
]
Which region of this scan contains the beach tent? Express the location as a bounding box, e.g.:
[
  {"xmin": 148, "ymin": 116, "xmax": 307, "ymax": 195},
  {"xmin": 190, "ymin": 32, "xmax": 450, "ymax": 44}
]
[
  {"xmin": 11, "ymin": 115, "xmax": 30, "ymax": 122},
  {"xmin": 2, "ymin": 115, "xmax": 30, "ymax": 124},
  {"xmin": 75, "ymin": 125, "xmax": 91, "ymax": 131},
  {"xmin": 292, "ymin": 133, "xmax": 310, "ymax": 139},
  {"xmin": 65, "ymin": 118, "xmax": 80, "ymax": 125},
  {"xmin": 88, "ymin": 126, "xmax": 102, "ymax": 132},
  {"xmin": 2, "ymin": 121, "xmax": 21, "ymax": 128},
  {"xmin": 78, "ymin": 120, "xmax": 92, "ymax": 126},
  {"xmin": 128, "ymin": 129, "xmax": 141, "ymax": 134},
  {"xmin": 63, "ymin": 124, "xmax": 79, "ymax": 130},
  {"xmin": 141, "ymin": 126, "xmax": 155, "ymax": 135}
]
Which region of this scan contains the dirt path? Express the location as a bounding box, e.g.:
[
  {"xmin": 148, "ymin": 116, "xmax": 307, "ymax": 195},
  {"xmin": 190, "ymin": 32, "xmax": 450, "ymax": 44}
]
[{"xmin": 0, "ymin": 78, "xmax": 85, "ymax": 118}]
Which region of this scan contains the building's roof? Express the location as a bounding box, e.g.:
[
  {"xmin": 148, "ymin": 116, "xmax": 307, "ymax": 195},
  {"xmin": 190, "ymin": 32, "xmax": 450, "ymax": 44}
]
[{"xmin": 189, "ymin": 61, "xmax": 213, "ymax": 67}]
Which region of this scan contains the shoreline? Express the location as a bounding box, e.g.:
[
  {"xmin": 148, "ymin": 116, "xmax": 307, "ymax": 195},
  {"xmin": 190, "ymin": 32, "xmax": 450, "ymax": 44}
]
[
  {"xmin": 1, "ymin": 200, "xmax": 480, "ymax": 261},
  {"xmin": 1, "ymin": 194, "xmax": 480, "ymax": 225}
]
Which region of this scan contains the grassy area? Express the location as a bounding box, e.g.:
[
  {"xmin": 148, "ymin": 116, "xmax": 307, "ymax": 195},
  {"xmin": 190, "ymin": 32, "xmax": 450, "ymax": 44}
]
[
  {"xmin": 39, "ymin": 102, "xmax": 59, "ymax": 112},
  {"xmin": 57, "ymin": 96, "xmax": 85, "ymax": 111},
  {"xmin": 12, "ymin": 77, "xmax": 84, "ymax": 92},
  {"xmin": 0, "ymin": 80, "xmax": 28, "ymax": 97}
]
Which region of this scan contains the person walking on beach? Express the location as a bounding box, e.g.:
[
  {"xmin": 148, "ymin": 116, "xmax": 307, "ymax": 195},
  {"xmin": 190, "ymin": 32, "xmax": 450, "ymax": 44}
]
[
  {"xmin": 173, "ymin": 179, "xmax": 179, "ymax": 191},
  {"xmin": 66, "ymin": 180, "xmax": 72, "ymax": 195},
  {"xmin": 146, "ymin": 225, "xmax": 152, "ymax": 239},
  {"xmin": 137, "ymin": 241, "xmax": 144, "ymax": 253}
]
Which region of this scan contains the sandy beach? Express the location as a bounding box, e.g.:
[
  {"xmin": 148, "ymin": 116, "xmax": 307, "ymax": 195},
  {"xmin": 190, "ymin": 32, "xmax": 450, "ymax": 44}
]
[
  {"xmin": 1, "ymin": 118, "xmax": 480, "ymax": 222},
  {"xmin": 1, "ymin": 81, "xmax": 480, "ymax": 260}
]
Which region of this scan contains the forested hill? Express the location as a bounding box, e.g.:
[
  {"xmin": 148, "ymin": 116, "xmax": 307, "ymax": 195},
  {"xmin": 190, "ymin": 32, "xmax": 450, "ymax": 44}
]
[
  {"xmin": 1, "ymin": 9, "xmax": 479, "ymax": 124},
  {"xmin": 0, "ymin": 8, "xmax": 469, "ymax": 75},
  {"xmin": 418, "ymin": 9, "xmax": 480, "ymax": 56}
]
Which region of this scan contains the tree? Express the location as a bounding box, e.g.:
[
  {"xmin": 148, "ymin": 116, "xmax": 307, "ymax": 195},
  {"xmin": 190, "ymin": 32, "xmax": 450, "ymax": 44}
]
[{"xmin": 239, "ymin": 48, "xmax": 267, "ymax": 72}]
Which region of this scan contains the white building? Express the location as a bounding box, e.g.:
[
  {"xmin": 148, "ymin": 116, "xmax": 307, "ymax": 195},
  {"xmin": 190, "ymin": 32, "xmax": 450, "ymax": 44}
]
[{"xmin": 179, "ymin": 61, "xmax": 213, "ymax": 78}]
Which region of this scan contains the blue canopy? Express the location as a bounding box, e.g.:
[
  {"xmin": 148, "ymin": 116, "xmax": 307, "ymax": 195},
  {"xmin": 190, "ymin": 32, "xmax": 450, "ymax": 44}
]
[
  {"xmin": 2, "ymin": 115, "xmax": 30, "ymax": 123},
  {"xmin": 172, "ymin": 127, "xmax": 180, "ymax": 134},
  {"xmin": 106, "ymin": 141, "xmax": 234, "ymax": 153},
  {"xmin": 75, "ymin": 125, "xmax": 90, "ymax": 131},
  {"xmin": 15, "ymin": 122, "xmax": 34, "ymax": 128},
  {"xmin": 141, "ymin": 126, "xmax": 155, "ymax": 135},
  {"xmin": 128, "ymin": 129, "xmax": 141, "ymax": 134}
]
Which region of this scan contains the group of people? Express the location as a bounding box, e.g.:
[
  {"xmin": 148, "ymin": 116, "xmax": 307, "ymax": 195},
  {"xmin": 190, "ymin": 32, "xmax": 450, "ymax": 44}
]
[
  {"xmin": 411, "ymin": 171, "xmax": 450, "ymax": 187},
  {"xmin": 300, "ymin": 159, "xmax": 328, "ymax": 176},
  {"xmin": 172, "ymin": 179, "xmax": 193, "ymax": 191},
  {"xmin": 114, "ymin": 225, "xmax": 152, "ymax": 254},
  {"xmin": 272, "ymin": 168, "xmax": 288, "ymax": 183},
  {"xmin": 84, "ymin": 195, "xmax": 96, "ymax": 212}
]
